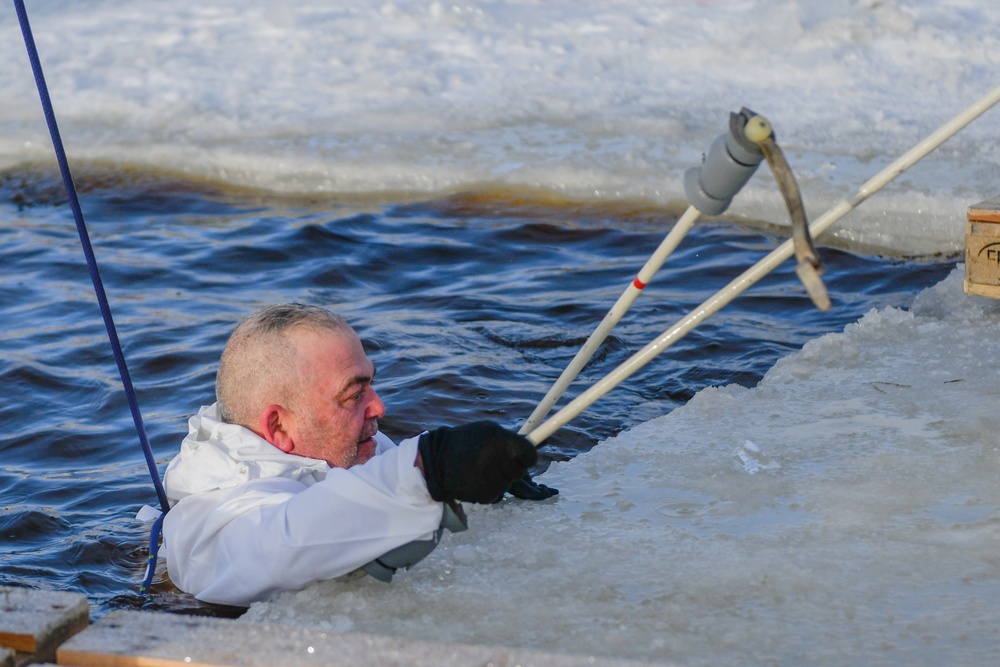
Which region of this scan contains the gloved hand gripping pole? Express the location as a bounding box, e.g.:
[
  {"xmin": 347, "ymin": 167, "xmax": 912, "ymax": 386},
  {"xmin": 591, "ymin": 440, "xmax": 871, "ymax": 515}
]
[{"xmin": 520, "ymin": 110, "xmax": 765, "ymax": 435}]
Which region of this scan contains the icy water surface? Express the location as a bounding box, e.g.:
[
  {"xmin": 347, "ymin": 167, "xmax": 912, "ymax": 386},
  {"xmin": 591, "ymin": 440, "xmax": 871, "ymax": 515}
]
[{"xmin": 0, "ymin": 165, "xmax": 953, "ymax": 620}]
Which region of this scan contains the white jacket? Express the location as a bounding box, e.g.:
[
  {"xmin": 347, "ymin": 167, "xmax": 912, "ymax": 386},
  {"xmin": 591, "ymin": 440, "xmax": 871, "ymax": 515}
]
[{"xmin": 162, "ymin": 403, "xmax": 444, "ymax": 606}]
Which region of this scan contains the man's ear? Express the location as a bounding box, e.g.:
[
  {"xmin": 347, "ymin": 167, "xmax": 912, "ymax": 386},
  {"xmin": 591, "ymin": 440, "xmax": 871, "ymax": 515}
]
[{"xmin": 259, "ymin": 404, "xmax": 295, "ymax": 453}]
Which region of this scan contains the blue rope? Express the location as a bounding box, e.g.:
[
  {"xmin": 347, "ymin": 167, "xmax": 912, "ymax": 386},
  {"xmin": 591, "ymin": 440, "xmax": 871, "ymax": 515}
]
[
  {"xmin": 139, "ymin": 513, "xmax": 166, "ymax": 594},
  {"xmin": 14, "ymin": 0, "xmax": 171, "ymax": 590}
]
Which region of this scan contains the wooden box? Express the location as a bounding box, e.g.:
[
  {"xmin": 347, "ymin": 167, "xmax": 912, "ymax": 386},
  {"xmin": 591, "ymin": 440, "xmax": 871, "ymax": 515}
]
[{"xmin": 965, "ymin": 195, "xmax": 1000, "ymax": 298}]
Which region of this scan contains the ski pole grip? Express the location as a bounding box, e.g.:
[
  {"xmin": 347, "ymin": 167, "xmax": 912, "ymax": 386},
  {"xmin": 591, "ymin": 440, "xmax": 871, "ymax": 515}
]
[{"xmin": 684, "ymin": 108, "xmax": 766, "ymax": 215}]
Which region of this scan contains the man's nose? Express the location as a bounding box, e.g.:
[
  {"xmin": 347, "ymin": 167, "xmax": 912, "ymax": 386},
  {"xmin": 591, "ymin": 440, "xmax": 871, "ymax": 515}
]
[{"xmin": 367, "ymin": 388, "xmax": 386, "ymax": 419}]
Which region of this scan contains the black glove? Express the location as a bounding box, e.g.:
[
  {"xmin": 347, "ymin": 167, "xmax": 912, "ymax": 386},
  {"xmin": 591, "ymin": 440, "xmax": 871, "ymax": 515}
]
[
  {"xmin": 418, "ymin": 421, "xmax": 537, "ymax": 504},
  {"xmin": 506, "ymin": 472, "xmax": 559, "ymax": 501}
]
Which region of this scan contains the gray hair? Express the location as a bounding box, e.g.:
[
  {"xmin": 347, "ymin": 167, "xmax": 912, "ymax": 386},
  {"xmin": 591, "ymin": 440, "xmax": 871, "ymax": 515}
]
[{"xmin": 216, "ymin": 303, "xmax": 354, "ymax": 427}]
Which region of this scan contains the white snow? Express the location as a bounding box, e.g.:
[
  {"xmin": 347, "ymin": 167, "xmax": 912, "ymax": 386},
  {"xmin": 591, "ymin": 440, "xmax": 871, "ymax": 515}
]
[{"xmin": 2, "ymin": 0, "xmax": 999, "ymax": 256}]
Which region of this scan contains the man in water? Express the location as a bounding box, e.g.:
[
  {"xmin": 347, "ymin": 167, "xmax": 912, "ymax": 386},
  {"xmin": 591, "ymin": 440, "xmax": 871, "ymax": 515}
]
[{"xmin": 162, "ymin": 303, "xmax": 555, "ymax": 607}]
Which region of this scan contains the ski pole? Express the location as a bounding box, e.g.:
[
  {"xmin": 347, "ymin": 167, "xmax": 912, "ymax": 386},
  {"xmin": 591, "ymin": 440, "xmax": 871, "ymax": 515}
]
[
  {"xmin": 519, "ymin": 204, "xmax": 701, "ymax": 434},
  {"xmin": 527, "ymin": 81, "xmax": 1000, "ymax": 446},
  {"xmin": 520, "ymin": 109, "xmax": 767, "ymax": 434}
]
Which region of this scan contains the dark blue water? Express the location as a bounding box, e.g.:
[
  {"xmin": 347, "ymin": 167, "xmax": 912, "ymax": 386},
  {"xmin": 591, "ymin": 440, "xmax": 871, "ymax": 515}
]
[{"xmin": 0, "ymin": 164, "xmax": 954, "ymax": 618}]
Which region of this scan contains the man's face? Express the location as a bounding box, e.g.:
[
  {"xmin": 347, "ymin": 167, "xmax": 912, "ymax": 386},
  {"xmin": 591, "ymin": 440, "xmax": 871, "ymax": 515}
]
[{"xmin": 283, "ymin": 326, "xmax": 385, "ymax": 468}]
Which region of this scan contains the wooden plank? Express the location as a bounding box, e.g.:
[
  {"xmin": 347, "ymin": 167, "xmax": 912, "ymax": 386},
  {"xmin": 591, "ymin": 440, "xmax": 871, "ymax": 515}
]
[
  {"xmin": 57, "ymin": 610, "xmax": 669, "ymax": 667},
  {"xmin": 0, "ymin": 586, "xmax": 88, "ymax": 659},
  {"xmin": 965, "ymin": 281, "xmax": 1000, "ymax": 299},
  {"xmin": 968, "ymin": 195, "xmax": 1000, "ymax": 223}
]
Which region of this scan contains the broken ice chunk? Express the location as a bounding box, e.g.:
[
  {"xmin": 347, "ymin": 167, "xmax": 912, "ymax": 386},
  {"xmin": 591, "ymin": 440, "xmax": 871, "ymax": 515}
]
[{"xmin": 734, "ymin": 440, "xmax": 779, "ymax": 475}]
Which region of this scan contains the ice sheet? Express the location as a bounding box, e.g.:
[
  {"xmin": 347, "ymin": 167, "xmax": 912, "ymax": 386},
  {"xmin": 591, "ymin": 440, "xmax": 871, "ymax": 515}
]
[{"xmin": 243, "ymin": 268, "xmax": 1000, "ymax": 665}]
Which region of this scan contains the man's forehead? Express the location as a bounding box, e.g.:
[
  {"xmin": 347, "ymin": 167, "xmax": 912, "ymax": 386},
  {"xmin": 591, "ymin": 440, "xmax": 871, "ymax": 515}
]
[{"xmin": 289, "ymin": 326, "xmax": 370, "ymax": 370}]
